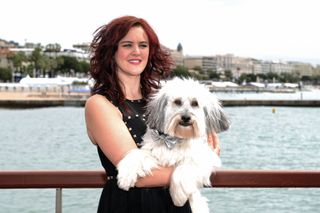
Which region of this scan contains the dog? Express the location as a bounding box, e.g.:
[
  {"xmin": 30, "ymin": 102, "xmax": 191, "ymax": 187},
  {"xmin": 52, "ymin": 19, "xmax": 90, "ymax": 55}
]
[{"xmin": 117, "ymin": 77, "xmax": 230, "ymax": 213}]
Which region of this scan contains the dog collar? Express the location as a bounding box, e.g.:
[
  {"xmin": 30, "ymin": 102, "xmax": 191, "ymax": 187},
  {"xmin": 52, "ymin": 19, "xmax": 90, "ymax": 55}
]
[{"xmin": 150, "ymin": 129, "xmax": 183, "ymax": 149}]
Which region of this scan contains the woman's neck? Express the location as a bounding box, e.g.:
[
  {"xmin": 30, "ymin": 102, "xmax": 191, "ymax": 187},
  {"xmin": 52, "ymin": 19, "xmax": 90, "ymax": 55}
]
[{"xmin": 118, "ymin": 75, "xmax": 142, "ymax": 100}]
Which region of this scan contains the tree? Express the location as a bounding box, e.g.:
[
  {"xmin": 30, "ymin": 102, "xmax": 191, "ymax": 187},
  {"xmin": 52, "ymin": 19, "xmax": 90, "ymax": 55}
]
[
  {"xmin": 77, "ymin": 60, "xmax": 90, "ymax": 74},
  {"xmin": 266, "ymin": 72, "xmax": 279, "ymax": 82},
  {"xmin": 224, "ymin": 70, "xmax": 233, "ymax": 81},
  {"xmin": 45, "ymin": 43, "xmax": 61, "ymax": 53},
  {"xmin": 279, "ymin": 72, "xmax": 299, "ymax": 83},
  {"xmin": 208, "ymin": 69, "xmax": 220, "ymax": 80},
  {"xmin": 56, "ymin": 56, "xmax": 79, "ymax": 75},
  {"xmin": 30, "ymin": 47, "xmax": 43, "ymax": 77},
  {"xmin": 171, "ymin": 65, "xmax": 191, "ymax": 78},
  {"xmin": 0, "ymin": 67, "xmax": 12, "ymax": 82},
  {"xmin": 238, "ymin": 73, "xmax": 256, "ymax": 84}
]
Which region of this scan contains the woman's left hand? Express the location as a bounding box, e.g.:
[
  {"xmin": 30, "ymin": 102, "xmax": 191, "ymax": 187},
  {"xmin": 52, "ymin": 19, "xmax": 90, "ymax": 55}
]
[{"xmin": 207, "ymin": 132, "xmax": 221, "ymax": 156}]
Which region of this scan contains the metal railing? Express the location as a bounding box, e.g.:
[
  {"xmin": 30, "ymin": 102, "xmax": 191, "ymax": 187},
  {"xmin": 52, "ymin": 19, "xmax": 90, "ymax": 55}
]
[{"xmin": 1, "ymin": 169, "xmax": 320, "ymax": 212}]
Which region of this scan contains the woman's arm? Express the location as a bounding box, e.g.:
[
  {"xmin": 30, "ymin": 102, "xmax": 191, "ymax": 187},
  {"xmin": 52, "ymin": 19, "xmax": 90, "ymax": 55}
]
[
  {"xmin": 85, "ymin": 94, "xmax": 171, "ymax": 187},
  {"xmin": 85, "ymin": 95, "xmax": 137, "ymax": 165}
]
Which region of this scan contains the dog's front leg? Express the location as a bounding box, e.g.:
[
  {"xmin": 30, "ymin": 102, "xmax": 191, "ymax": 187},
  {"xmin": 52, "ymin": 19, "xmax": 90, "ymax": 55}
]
[
  {"xmin": 117, "ymin": 149, "xmax": 158, "ymax": 191},
  {"xmin": 169, "ymin": 164, "xmax": 198, "ymax": 207}
]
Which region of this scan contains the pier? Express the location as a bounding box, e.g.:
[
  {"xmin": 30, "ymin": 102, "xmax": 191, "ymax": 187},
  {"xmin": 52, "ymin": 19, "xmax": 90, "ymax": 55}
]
[{"xmin": 1, "ymin": 98, "xmax": 320, "ymax": 108}]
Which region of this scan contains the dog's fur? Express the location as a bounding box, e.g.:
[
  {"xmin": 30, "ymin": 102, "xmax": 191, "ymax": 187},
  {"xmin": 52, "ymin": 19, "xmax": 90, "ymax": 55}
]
[{"xmin": 117, "ymin": 77, "xmax": 230, "ymax": 213}]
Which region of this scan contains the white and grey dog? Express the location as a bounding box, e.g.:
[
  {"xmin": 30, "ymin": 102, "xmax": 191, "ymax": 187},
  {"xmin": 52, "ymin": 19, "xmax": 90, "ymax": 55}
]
[{"xmin": 117, "ymin": 77, "xmax": 230, "ymax": 213}]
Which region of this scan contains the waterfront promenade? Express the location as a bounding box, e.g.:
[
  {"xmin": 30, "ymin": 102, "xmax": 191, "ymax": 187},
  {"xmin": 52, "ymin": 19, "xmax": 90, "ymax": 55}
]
[
  {"xmin": 1, "ymin": 91, "xmax": 320, "ymax": 108},
  {"xmin": 0, "ymin": 91, "xmax": 89, "ymax": 108}
]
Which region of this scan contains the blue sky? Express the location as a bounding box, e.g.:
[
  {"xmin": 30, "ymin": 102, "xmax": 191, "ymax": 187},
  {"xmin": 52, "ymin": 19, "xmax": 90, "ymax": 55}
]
[{"xmin": 1, "ymin": 0, "xmax": 320, "ymax": 65}]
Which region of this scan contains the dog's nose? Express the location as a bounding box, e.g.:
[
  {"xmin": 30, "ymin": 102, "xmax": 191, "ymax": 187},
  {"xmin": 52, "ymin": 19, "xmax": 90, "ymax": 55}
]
[{"xmin": 181, "ymin": 115, "xmax": 191, "ymax": 123}]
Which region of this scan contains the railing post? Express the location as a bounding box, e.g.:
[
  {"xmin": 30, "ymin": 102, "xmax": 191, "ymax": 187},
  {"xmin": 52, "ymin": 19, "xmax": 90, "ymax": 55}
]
[{"xmin": 56, "ymin": 188, "xmax": 62, "ymax": 213}]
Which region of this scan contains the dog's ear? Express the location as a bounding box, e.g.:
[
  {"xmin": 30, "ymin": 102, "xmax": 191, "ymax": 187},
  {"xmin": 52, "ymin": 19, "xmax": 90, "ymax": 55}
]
[
  {"xmin": 146, "ymin": 93, "xmax": 168, "ymax": 131},
  {"xmin": 204, "ymin": 98, "xmax": 230, "ymax": 134}
]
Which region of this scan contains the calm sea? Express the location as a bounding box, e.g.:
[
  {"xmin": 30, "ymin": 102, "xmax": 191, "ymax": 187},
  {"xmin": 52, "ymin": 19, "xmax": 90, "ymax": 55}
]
[{"xmin": 1, "ymin": 92, "xmax": 320, "ymax": 212}]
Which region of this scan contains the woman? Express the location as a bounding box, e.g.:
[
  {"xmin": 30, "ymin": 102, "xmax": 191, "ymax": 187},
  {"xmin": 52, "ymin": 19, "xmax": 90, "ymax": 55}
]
[{"xmin": 85, "ymin": 15, "xmax": 221, "ymax": 213}]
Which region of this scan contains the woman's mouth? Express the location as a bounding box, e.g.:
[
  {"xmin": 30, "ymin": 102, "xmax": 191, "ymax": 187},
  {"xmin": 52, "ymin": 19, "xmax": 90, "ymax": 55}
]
[{"xmin": 128, "ymin": 59, "xmax": 142, "ymax": 64}]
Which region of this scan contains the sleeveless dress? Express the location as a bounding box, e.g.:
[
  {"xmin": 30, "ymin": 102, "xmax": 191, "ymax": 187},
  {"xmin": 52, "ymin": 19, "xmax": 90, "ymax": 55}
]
[{"xmin": 97, "ymin": 98, "xmax": 192, "ymax": 213}]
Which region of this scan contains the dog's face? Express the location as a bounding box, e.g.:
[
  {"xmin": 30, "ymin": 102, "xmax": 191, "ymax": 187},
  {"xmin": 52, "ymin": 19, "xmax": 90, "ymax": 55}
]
[
  {"xmin": 147, "ymin": 78, "xmax": 230, "ymax": 139},
  {"xmin": 164, "ymin": 95, "xmax": 205, "ymax": 139}
]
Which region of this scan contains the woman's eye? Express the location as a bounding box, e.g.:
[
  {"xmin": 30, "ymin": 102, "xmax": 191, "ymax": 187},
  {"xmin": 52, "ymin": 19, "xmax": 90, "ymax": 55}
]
[
  {"xmin": 123, "ymin": 44, "xmax": 132, "ymax": 48},
  {"xmin": 139, "ymin": 44, "xmax": 148, "ymax": 48}
]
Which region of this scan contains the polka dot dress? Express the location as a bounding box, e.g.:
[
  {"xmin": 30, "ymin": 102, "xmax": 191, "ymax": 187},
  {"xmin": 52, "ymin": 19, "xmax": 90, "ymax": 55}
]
[{"xmin": 122, "ymin": 99, "xmax": 147, "ymax": 148}]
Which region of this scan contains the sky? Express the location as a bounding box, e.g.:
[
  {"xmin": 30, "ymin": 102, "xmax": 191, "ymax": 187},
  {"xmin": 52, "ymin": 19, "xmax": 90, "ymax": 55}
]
[{"xmin": 1, "ymin": 0, "xmax": 320, "ymax": 65}]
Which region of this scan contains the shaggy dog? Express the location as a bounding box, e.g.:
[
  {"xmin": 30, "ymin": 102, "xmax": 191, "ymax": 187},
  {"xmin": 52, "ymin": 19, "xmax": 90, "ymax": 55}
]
[{"xmin": 117, "ymin": 77, "xmax": 230, "ymax": 213}]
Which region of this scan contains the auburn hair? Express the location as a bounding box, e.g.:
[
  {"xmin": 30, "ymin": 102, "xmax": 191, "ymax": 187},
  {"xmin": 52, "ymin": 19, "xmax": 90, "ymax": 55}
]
[{"xmin": 89, "ymin": 15, "xmax": 173, "ymax": 105}]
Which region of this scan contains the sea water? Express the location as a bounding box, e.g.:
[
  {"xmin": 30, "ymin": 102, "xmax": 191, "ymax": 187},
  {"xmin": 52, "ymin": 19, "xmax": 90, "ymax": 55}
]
[{"xmin": 0, "ymin": 103, "xmax": 319, "ymax": 212}]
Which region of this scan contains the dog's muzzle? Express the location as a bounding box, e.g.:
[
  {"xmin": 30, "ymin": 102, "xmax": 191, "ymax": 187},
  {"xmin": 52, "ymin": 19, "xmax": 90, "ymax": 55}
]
[{"xmin": 179, "ymin": 115, "xmax": 192, "ymax": 126}]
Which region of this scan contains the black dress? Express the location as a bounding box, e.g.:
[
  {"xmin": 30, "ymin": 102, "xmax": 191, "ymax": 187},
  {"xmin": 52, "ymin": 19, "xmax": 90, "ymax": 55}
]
[{"xmin": 97, "ymin": 98, "xmax": 192, "ymax": 213}]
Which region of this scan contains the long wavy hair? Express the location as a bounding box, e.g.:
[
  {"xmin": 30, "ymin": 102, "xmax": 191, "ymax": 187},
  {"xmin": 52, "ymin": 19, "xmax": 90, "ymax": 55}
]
[{"xmin": 89, "ymin": 15, "xmax": 173, "ymax": 106}]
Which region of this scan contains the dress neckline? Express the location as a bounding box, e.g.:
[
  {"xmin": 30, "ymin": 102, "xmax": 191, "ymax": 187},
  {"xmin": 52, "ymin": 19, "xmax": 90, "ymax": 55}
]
[{"xmin": 125, "ymin": 98, "xmax": 145, "ymax": 103}]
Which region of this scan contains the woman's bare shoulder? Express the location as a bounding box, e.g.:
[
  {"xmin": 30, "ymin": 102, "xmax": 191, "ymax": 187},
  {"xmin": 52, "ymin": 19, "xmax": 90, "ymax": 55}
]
[{"xmin": 86, "ymin": 94, "xmax": 117, "ymax": 111}]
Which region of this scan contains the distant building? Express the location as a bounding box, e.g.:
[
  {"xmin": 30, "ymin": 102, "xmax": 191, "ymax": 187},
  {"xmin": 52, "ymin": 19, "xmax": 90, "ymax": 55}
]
[
  {"xmin": 45, "ymin": 48, "xmax": 89, "ymax": 62},
  {"xmin": 161, "ymin": 43, "xmax": 184, "ymax": 68},
  {"xmin": 0, "ymin": 38, "xmax": 19, "ymax": 68},
  {"xmin": 184, "ymin": 56, "xmax": 203, "ymax": 70},
  {"xmin": 73, "ymin": 42, "xmax": 91, "ymax": 53},
  {"xmin": 215, "ymin": 54, "xmax": 233, "ymax": 72},
  {"xmin": 288, "ymin": 61, "xmax": 314, "ymax": 77}
]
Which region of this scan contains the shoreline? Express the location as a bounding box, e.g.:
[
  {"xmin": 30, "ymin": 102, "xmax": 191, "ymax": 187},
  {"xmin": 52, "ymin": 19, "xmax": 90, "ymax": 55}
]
[{"xmin": 1, "ymin": 92, "xmax": 320, "ymax": 108}]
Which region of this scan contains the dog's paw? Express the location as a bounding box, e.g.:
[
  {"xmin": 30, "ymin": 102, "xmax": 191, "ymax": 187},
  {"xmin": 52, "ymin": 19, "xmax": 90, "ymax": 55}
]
[
  {"xmin": 117, "ymin": 157, "xmax": 138, "ymax": 190},
  {"xmin": 116, "ymin": 149, "xmax": 158, "ymax": 191},
  {"xmin": 170, "ymin": 165, "xmax": 198, "ymax": 206},
  {"xmin": 117, "ymin": 169, "xmax": 138, "ymax": 191}
]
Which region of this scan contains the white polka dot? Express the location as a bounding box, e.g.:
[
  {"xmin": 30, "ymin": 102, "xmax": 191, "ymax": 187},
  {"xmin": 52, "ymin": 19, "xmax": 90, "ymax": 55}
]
[{"xmin": 128, "ymin": 116, "xmax": 131, "ymax": 119}]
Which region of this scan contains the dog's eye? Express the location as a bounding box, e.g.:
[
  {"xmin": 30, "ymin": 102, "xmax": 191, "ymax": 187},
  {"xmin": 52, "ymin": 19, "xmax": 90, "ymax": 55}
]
[
  {"xmin": 191, "ymin": 100, "xmax": 199, "ymax": 107},
  {"xmin": 174, "ymin": 99, "xmax": 182, "ymax": 106}
]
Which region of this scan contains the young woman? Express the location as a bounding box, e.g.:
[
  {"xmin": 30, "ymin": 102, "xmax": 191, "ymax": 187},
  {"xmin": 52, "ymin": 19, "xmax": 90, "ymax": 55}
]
[{"xmin": 85, "ymin": 15, "xmax": 221, "ymax": 213}]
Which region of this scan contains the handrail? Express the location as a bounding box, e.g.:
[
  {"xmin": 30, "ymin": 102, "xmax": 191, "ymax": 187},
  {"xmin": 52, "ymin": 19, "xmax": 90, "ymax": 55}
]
[{"xmin": 1, "ymin": 169, "xmax": 320, "ymax": 188}]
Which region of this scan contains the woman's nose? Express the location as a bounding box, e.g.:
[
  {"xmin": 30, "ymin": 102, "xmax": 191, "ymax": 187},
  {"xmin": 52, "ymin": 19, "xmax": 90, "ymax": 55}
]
[{"xmin": 132, "ymin": 45, "xmax": 141, "ymax": 54}]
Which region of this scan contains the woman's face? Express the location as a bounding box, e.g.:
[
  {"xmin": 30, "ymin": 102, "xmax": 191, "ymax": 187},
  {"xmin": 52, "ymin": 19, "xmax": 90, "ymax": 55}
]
[{"xmin": 115, "ymin": 26, "xmax": 150, "ymax": 78}]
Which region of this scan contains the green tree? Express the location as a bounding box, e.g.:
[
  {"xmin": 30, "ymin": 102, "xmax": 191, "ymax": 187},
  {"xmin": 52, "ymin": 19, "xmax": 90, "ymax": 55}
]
[
  {"xmin": 279, "ymin": 72, "xmax": 299, "ymax": 83},
  {"xmin": 171, "ymin": 65, "xmax": 191, "ymax": 78},
  {"xmin": 56, "ymin": 56, "xmax": 79, "ymax": 75},
  {"xmin": 208, "ymin": 69, "xmax": 220, "ymax": 80},
  {"xmin": 0, "ymin": 67, "xmax": 12, "ymax": 82},
  {"xmin": 238, "ymin": 73, "xmax": 257, "ymax": 84},
  {"xmin": 45, "ymin": 43, "xmax": 61, "ymax": 53},
  {"xmin": 77, "ymin": 60, "xmax": 90, "ymax": 74},
  {"xmin": 224, "ymin": 70, "xmax": 233, "ymax": 81},
  {"xmin": 266, "ymin": 72, "xmax": 279, "ymax": 82},
  {"xmin": 30, "ymin": 47, "xmax": 43, "ymax": 77}
]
